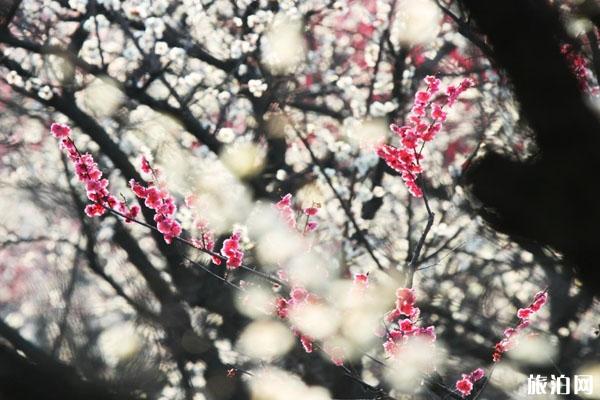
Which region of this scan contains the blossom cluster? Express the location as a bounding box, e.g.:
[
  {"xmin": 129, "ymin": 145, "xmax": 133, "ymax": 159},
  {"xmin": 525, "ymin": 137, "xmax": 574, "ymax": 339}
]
[
  {"xmin": 185, "ymin": 195, "xmax": 247, "ymax": 270},
  {"xmin": 275, "ymin": 193, "xmax": 319, "ymax": 233},
  {"xmin": 377, "ymin": 76, "xmax": 473, "ymax": 197},
  {"xmin": 274, "ymin": 275, "xmax": 375, "ymax": 365},
  {"xmin": 129, "ymin": 177, "xmax": 182, "ymax": 244},
  {"xmin": 52, "ymin": 123, "xmax": 247, "ymax": 267},
  {"xmin": 50, "ymin": 121, "xmax": 547, "ymax": 397},
  {"xmin": 220, "ymin": 231, "xmax": 244, "ymax": 270},
  {"xmin": 50, "ymin": 123, "xmax": 140, "ymax": 221},
  {"xmin": 276, "ymin": 194, "xmax": 296, "ymax": 228},
  {"xmin": 454, "ymin": 290, "xmax": 547, "ymax": 397},
  {"xmin": 492, "ymin": 290, "xmax": 548, "ymax": 362},
  {"xmin": 275, "ymin": 286, "xmax": 319, "ymax": 355},
  {"xmin": 455, "ymin": 368, "xmax": 485, "ymax": 397},
  {"xmin": 383, "ymin": 288, "xmax": 436, "ymax": 357},
  {"xmin": 131, "ymin": 157, "xmax": 245, "ymax": 266}
]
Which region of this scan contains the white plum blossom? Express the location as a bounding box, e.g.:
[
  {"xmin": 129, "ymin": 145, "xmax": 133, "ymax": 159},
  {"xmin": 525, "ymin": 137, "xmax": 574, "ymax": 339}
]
[{"xmin": 248, "ymin": 79, "xmax": 268, "ymax": 97}]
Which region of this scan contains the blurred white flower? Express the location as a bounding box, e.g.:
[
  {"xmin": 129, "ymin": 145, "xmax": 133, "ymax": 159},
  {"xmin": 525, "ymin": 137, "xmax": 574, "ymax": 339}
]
[
  {"xmin": 216, "ymin": 127, "xmax": 235, "ymax": 143},
  {"xmin": 154, "ymin": 41, "xmax": 169, "ymax": 56},
  {"xmin": 290, "ymin": 303, "xmax": 340, "ymax": 341},
  {"xmin": 220, "ymin": 141, "xmax": 266, "ymax": 178},
  {"xmin": 237, "ymin": 320, "xmax": 294, "ymax": 360},
  {"xmin": 261, "ymin": 13, "xmax": 306, "ymax": 74},
  {"xmin": 507, "ymin": 333, "xmax": 557, "ymax": 366},
  {"xmin": 6, "ymin": 71, "xmax": 23, "ymax": 87},
  {"xmin": 69, "ymin": 0, "xmax": 88, "ymax": 13},
  {"xmin": 248, "ymin": 367, "xmax": 331, "ymax": 400},
  {"xmin": 98, "ymin": 322, "xmax": 143, "ymax": 367},
  {"xmin": 248, "ymin": 79, "xmax": 268, "ymax": 97},
  {"xmin": 391, "ymin": 0, "xmax": 442, "ymax": 46},
  {"xmin": 37, "ymin": 85, "xmax": 53, "ymax": 100},
  {"xmin": 79, "ymin": 77, "xmax": 124, "ymax": 117}
]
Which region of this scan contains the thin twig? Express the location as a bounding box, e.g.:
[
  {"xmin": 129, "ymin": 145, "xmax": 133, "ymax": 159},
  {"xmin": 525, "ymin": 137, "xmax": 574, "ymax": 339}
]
[
  {"xmin": 103, "ymin": 207, "xmax": 287, "ymax": 288},
  {"xmin": 281, "ymin": 109, "xmax": 386, "ymax": 271},
  {"xmin": 471, "ymin": 364, "xmax": 496, "ymax": 400},
  {"xmin": 182, "ymin": 255, "xmax": 244, "ymax": 291},
  {"xmin": 365, "ymin": 0, "xmax": 398, "ymax": 115},
  {"xmin": 405, "ymin": 185, "xmax": 435, "ymax": 288},
  {"xmin": 51, "ymin": 247, "xmax": 81, "ymax": 356}
]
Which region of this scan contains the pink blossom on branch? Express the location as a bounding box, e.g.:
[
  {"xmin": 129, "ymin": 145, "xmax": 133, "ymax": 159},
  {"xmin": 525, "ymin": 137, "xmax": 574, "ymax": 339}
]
[
  {"xmin": 49, "ymin": 123, "xmax": 139, "ymax": 220},
  {"xmin": 303, "ymin": 203, "xmax": 320, "ymax": 233},
  {"xmin": 353, "ymin": 273, "xmax": 368, "ymax": 289},
  {"xmin": 50, "ymin": 122, "xmax": 71, "ymax": 138},
  {"xmin": 129, "ymin": 179, "xmax": 182, "ymax": 244},
  {"xmin": 127, "ymin": 156, "xmax": 184, "ymax": 244},
  {"xmin": 220, "ymin": 231, "xmax": 244, "ymax": 270},
  {"xmin": 377, "ymin": 76, "xmax": 474, "ymax": 197},
  {"xmin": 300, "ymin": 335, "xmax": 314, "ymax": 353},
  {"xmin": 455, "ymin": 378, "xmax": 473, "ymax": 398},
  {"xmin": 455, "ymin": 368, "xmax": 485, "ymax": 397},
  {"xmin": 140, "ymin": 155, "xmax": 153, "ymax": 174},
  {"xmin": 492, "ymin": 290, "xmax": 548, "ymax": 362},
  {"xmin": 274, "ymin": 287, "xmax": 341, "ymax": 361},
  {"xmin": 275, "ymin": 297, "xmax": 289, "ymax": 319},
  {"xmin": 276, "ymin": 193, "xmax": 296, "ymax": 228},
  {"xmin": 116, "ymin": 201, "xmax": 140, "ymax": 223},
  {"xmin": 305, "ymin": 221, "xmax": 318, "ymax": 232},
  {"xmin": 275, "ymin": 193, "xmax": 320, "ymax": 233},
  {"xmin": 383, "ymin": 288, "xmax": 436, "ymax": 358},
  {"xmin": 304, "ymin": 206, "xmax": 319, "ymax": 216}
]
